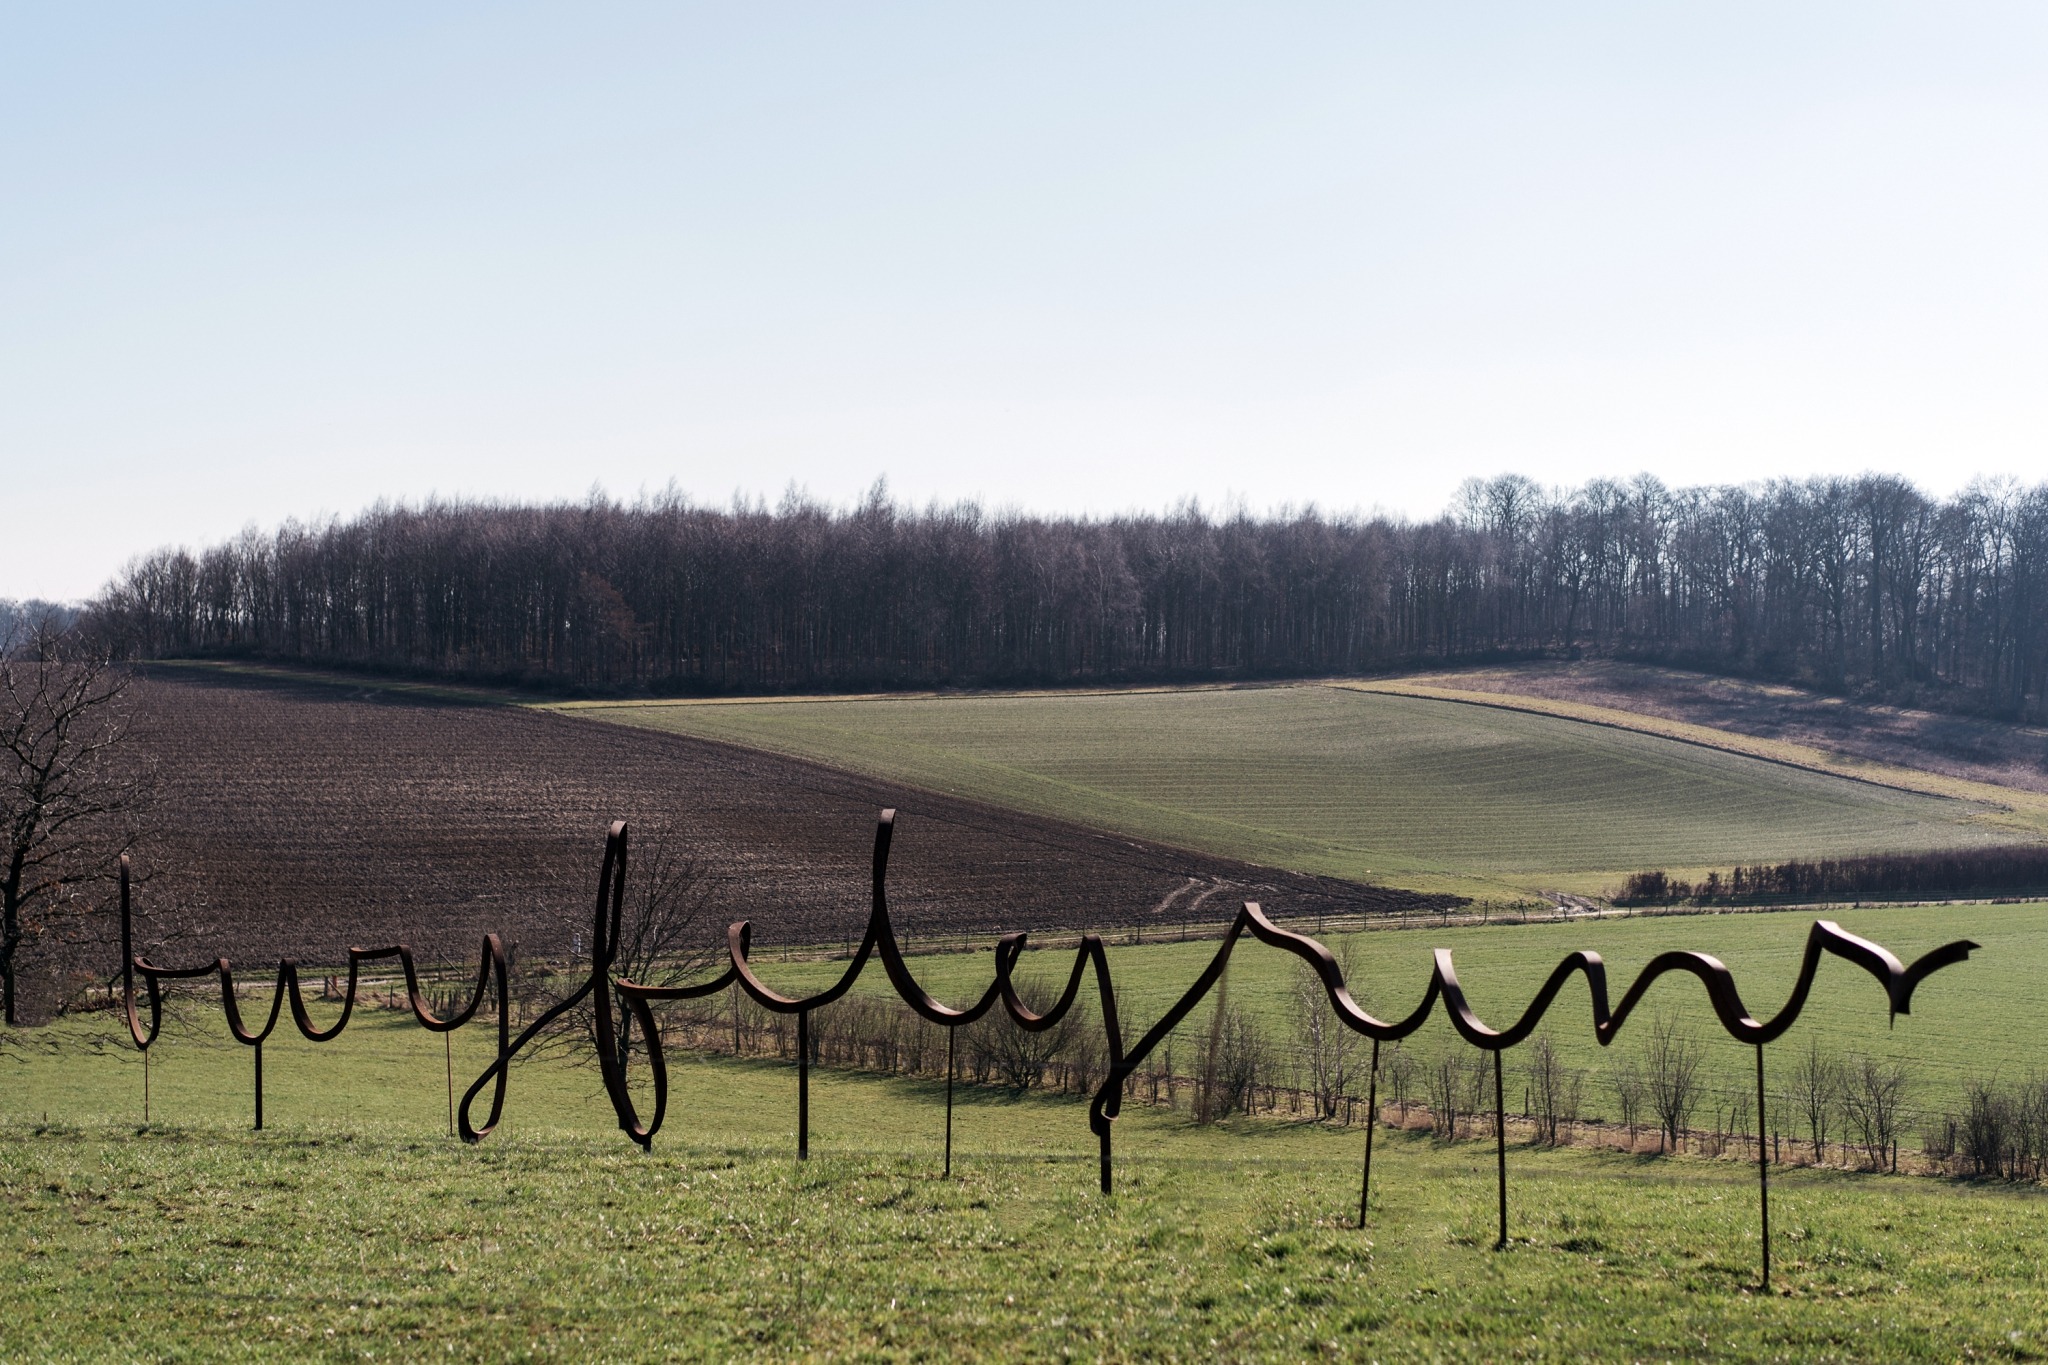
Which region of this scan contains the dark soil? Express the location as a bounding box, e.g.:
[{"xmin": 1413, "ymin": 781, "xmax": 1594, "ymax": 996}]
[{"xmin": 123, "ymin": 667, "xmax": 1447, "ymax": 969}]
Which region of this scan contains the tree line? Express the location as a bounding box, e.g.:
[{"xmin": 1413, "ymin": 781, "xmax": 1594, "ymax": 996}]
[
  {"xmin": 85, "ymin": 472, "xmax": 2048, "ymax": 719},
  {"xmin": 1615, "ymin": 846, "xmax": 2048, "ymax": 906}
]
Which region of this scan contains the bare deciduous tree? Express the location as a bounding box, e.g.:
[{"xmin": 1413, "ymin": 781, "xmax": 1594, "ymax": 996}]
[
  {"xmin": 1840, "ymin": 1055, "xmax": 1910, "ymax": 1173},
  {"xmin": 1293, "ymin": 950, "xmax": 1356, "ymax": 1121},
  {"xmin": 1787, "ymin": 1035, "xmax": 1842, "ymax": 1164},
  {"xmin": 1525, "ymin": 1032, "xmax": 1585, "ymax": 1146},
  {"xmin": 1426, "ymin": 1047, "xmax": 1478, "ymax": 1140},
  {"xmin": 1643, "ymin": 1013, "xmax": 1704, "ymax": 1153},
  {"xmin": 1381, "ymin": 1040, "xmax": 1417, "ymax": 1125},
  {"xmin": 528, "ymin": 819, "xmax": 715, "ymax": 1075},
  {"xmin": 2, "ymin": 626, "xmax": 152, "ymax": 1026},
  {"xmin": 1609, "ymin": 1056, "xmax": 1647, "ymax": 1146},
  {"xmin": 88, "ymin": 476, "xmax": 2048, "ymax": 725}
]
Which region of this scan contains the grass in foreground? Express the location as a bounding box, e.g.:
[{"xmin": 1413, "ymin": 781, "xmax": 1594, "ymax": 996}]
[
  {"xmin": 557, "ymin": 686, "xmax": 2017, "ymax": 897},
  {"xmin": 7, "ymin": 1012, "xmax": 2048, "ymax": 1360}
]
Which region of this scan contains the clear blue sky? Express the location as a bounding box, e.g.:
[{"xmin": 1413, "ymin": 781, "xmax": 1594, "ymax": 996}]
[{"xmin": 4, "ymin": 4, "xmax": 2044, "ymax": 600}]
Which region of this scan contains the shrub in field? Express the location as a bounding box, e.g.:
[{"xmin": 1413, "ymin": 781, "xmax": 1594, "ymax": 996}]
[
  {"xmin": 1608, "ymin": 1056, "xmax": 1647, "ymax": 1146},
  {"xmin": 1525, "ymin": 1033, "xmax": 1584, "ymax": 1146},
  {"xmin": 1380, "ymin": 1040, "xmax": 1417, "ymax": 1126},
  {"xmin": 1427, "ymin": 1049, "xmax": 1488, "ymax": 1140},
  {"xmin": 1293, "ymin": 956, "xmax": 1357, "ymax": 1121},
  {"xmin": 966, "ymin": 977, "xmax": 1078, "ymax": 1093},
  {"xmin": 1787, "ymin": 1036, "xmax": 1842, "ymax": 1164},
  {"xmin": 1644, "ymin": 1014, "xmax": 1704, "ymax": 1153},
  {"xmin": 1840, "ymin": 1055, "xmax": 1910, "ymax": 1173}
]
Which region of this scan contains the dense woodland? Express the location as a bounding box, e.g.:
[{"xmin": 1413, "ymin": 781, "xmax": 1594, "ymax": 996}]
[
  {"xmin": 86, "ymin": 473, "xmax": 2048, "ymax": 719},
  {"xmin": 1615, "ymin": 846, "xmax": 2048, "ymax": 906}
]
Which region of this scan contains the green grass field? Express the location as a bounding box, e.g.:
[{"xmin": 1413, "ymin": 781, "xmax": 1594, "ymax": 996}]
[
  {"xmin": 29, "ymin": 669, "xmax": 2040, "ymax": 1358},
  {"xmin": 725, "ymin": 899, "xmax": 2045, "ymax": 1126},
  {"xmin": 8, "ymin": 1013, "xmax": 2048, "ymax": 1361},
  {"xmin": 560, "ymin": 686, "xmax": 2023, "ymax": 897}
]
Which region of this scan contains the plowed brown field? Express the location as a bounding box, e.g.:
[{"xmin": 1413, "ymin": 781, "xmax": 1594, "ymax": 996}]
[{"xmin": 129, "ymin": 668, "xmax": 1444, "ymax": 966}]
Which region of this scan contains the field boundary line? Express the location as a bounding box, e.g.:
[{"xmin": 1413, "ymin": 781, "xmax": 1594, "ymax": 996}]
[
  {"xmin": 144, "ymin": 658, "xmax": 519, "ymax": 707},
  {"xmin": 546, "ymin": 680, "xmax": 1282, "ymax": 711}
]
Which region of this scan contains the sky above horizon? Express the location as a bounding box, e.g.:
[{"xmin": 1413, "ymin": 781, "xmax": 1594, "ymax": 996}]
[{"xmin": 4, "ymin": 4, "xmax": 2045, "ymax": 601}]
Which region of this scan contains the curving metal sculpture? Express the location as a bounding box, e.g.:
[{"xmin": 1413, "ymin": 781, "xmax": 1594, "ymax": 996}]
[
  {"xmin": 117, "ymin": 856, "xmax": 512, "ymax": 1138},
  {"xmin": 119, "ymin": 809, "xmax": 1977, "ymax": 1289}
]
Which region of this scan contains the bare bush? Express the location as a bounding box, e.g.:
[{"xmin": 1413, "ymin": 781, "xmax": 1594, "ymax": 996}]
[
  {"xmin": 1190, "ymin": 1002, "xmax": 1273, "ymax": 1122},
  {"xmin": 1425, "ymin": 1055, "xmax": 1474, "ymax": 1137},
  {"xmin": 1293, "ymin": 954, "xmax": 1356, "ymax": 1120},
  {"xmin": 1787, "ymin": 1035, "xmax": 1842, "ymax": 1164},
  {"xmin": 1608, "ymin": 1056, "xmax": 1646, "ymax": 1144},
  {"xmin": 966, "ymin": 976, "xmax": 1079, "ymax": 1093},
  {"xmin": 1962, "ymin": 1079, "xmax": 2015, "ymax": 1178},
  {"xmin": 529, "ymin": 820, "xmax": 715, "ymax": 1073},
  {"xmin": 1840, "ymin": 1055, "xmax": 1910, "ymax": 1173},
  {"xmin": 1643, "ymin": 1014, "xmax": 1704, "ymax": 1153},
  {"xmin": 1525, "ymin": 1033, "xmax": 1584, "ymax": 1146},
  {"xmin": 1381, "ymin": 1041, "xmax": 1417, "ymax": 1124}
]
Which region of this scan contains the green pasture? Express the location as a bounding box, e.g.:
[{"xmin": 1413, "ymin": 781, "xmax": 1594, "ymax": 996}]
[
  {"xmin": 559, "ymin": 686, "xmax": 2022, "ymax": 897},
  {"xmin": 737, "ymin": 899, "xmax": 2048, "ymax": 1124},
  {"xmin": 7, "ymin": 1014, "xmax": 2048, "ymax": 1361}
]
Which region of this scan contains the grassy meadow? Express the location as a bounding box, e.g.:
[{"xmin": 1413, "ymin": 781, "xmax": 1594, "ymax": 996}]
[
  {"xmin": 21, "ymin": 666, "xmax": 2041, "ymax": 1359},
  {"xmin": 727, "ymin": 899, "xmax": 2045, "ymax": 1125},
  {"xmin": 7, "ymin": 1012, "xmax": 2048, "ymax": 1361},
  {"xmin": 558, "ymin": 686, "xmax": 2023, "ymax": 898}
]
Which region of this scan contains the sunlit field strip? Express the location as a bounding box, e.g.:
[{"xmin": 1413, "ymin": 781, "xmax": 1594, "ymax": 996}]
[
  {"xmin": 1342, "ymin": 677, "xmax": 2048, "ymax": 839},
  {"xmin": 562, "ymin": 685, "xmax": 2017, "ymax": 895}
]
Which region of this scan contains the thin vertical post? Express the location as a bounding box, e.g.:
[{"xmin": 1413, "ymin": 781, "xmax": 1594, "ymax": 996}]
[
  {"xmin": 142, "ymin": 1047, "xmax": 150, "ymax": 1124},
  {"xmin": 732, "ymin": 988, "xmax": 741, "ymax": 1055},
  {"xmin": 797, "ymin": 1008, "xmax": 810, "ymax": 1161},
  {"xmin": 944, "ymin": 1027, "xmax": 956, "ymax": 1178},
  {"xmin": 1359, "ymin": 1038, "xmax": 1380, "ymax": 1229},
  {"xmin": 1756, "ymin": 1043, "xmax": 1771, "ymax": 1291},
  {"xmin": 253, "ymin": 1041, "xmax": 264, "ymax": 1131},
  {"xmin": 1493, "ymin": 1049, "xmax": 1507, "ymax": 1250},
  {"xmin": 445, "ymin": 1031, "xmax": 455, "ymax": 1137}
]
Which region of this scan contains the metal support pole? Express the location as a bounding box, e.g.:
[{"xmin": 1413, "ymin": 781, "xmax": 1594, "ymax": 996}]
[
  {"xmin": 253, "ymin": 1041, "xmax": 264, "ymax": 1132},
  {"xmin": 445, "ymin": 1030, "xmax": 455, "ymax": 1137},
  {"xmin": 1359, "ymin": 1038, "xmax": 1380, "ymax": 1229},
  {"xmin": 1756, "ymin": 1043, "xmax": 1771, "ymax": 1291},
  {"xmin": 142, "ymin": 1047, "xmax": 150, "ymax": 1124},
  {"xmin": 944, "ymin": 1027, "xmax": 956, "ymax": 1178},
  {"xmin": 1493, "ymin": 1049, "xmax": 1507, "ymax": 1250},
  {"xmin": 797, "ymin": 1008, "xmax": 810, "ymax": 1161}
]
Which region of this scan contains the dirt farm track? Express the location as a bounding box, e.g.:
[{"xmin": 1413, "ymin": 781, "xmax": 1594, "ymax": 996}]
[{"xmin": 122, "ymin": 668, "xmax": 1440, "ymax": 969}]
